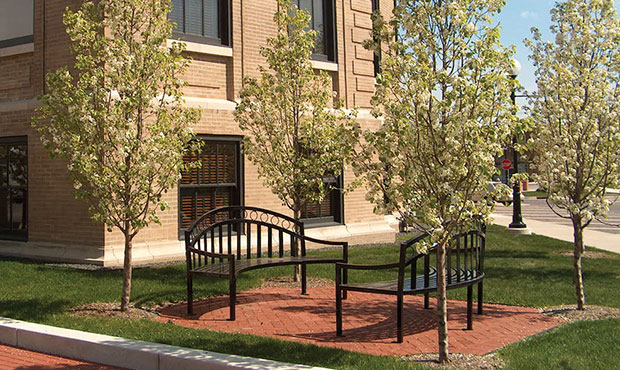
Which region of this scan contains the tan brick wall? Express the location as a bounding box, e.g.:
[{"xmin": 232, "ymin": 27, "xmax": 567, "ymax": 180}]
[
  {"xmin": 182, "ymin": 53, "xmax": 232, "ymax": 100},
  {"xmin": 1, "ymin": 0, "xmax": 395, "ymax": 264},
  {"xmin": 0, "ymin": 54, "xmax": 34, "ymax": 101}
]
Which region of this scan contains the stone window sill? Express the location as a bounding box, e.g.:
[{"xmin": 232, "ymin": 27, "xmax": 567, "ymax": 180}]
[
  {"xmin": 311, "ymin": 60, "xmax": 338, "ymax": 72},
  {"xmin": 0, "ymin": 43, "xmax": 34, "ymax": 58},
  {"xmin": 167, "ymin": 39, "xmax": 233, "ymax": 58}
]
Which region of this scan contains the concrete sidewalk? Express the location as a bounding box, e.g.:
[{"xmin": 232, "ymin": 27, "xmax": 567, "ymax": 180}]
[{"xmin": 492, "ymin": 213, "xmax": 620, "ymax": 254}]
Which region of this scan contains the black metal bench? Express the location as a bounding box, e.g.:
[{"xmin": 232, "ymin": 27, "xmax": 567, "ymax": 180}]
[
  {"xmin": 336, "ymin": 226, "xmax": 485, "ymax": 343},
  {"xmin": 185, "ymin": 206, "xmax": 348, "ymax": 320}
]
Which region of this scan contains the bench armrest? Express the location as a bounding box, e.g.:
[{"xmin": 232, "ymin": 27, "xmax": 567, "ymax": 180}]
[
  {"xmin": 302, "ymin": 235, "xmax": 347, "ymax": 246},
  {"xmin": 301, "ymin": 235, "xmax": 348, "ymax": 261}
]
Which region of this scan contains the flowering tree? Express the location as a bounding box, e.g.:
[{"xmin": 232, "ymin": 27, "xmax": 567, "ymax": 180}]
[
  {"xmin": 358, "ymin": 0, "xmax": 513, "ymax": 362},
  {"xmin": 32, "ymin": 0, "xmax": 199, "ymax": 311},
  {"xmin": 235, "ymin": 0, "xmax": 359, "ymax": 279},
  {"xmin": 526, "ymin": 0, "xmax": 620, "ymax": 310}
]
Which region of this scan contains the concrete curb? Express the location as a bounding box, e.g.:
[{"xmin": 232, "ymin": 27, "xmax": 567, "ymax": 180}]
[{"xmin": 0, "ymin": 317, "xmax": 330, "ymax": 370}]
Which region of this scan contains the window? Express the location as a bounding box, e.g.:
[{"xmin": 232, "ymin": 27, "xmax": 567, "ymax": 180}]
[
  {"xmin": 293, "ymin": 0, "xmax": 336, "ymax": 62},
  {"xmin": 0, "ymin": 0, "xmax": 33, "ymax": 48},
  {"xmin": 0, "ymin": 137, "xmax": 28, "ymax": 241},
  {"xmin": 301, "ymin": 175, "xmax": 343, "ymax": 226},
  {"xmin": 170, "ymin": 0, "xmax": 231, "ymax": 46},
  {"xmin": 179, "ymin": 137, "xmax": 242, "ymax": 236}
]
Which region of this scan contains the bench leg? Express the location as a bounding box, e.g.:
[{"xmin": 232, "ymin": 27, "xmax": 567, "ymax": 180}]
[
  {"xmin": 336, "ymin": 283, "xmax": 343, "ymax": 336},
  {"xmin": 477, "ymin": 281, "xmax": 484, "ymax": 315},
  {"xmin": 424, "ymin": 292, "xmax": 430, "ymax": 309},
  {"xmin": 187, "ymin": 272, "xmax": 193, "ymax": 315},
  {"xmin": 397, "ymin": 294, "xmax": 403, "ymax": 343},
  {"xmin": 467, "ymin": 285, "xmax": 473, "ymax": 330},
  {"xmin": 342, "ymin": 268, "xmax": 348, "ymax": 300},
  {"xmin": 301, "ymin": 263, "xmax": 307, "ymax": 295},
  {"xmin": 229, "ymin": 277, "xmax": 236, "ymax": 321}
]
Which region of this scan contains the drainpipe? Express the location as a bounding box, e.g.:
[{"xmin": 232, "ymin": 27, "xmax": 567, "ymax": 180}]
[{"xmin": 42, "ymin": 0, "xmax": 46, "ymax": 94}]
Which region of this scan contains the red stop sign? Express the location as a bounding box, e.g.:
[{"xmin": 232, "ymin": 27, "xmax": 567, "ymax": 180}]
[{"xmin": 502, "ymin": 159, "xmax": 512, "ymax": 170}]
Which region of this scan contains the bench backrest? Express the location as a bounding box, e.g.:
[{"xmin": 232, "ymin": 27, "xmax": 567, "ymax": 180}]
[
  {"xmin": 399, "ymin": 223, "xmax": 486, "ymax": 290},
  {"xmin": 185, "ymin": 206, "xmax": 307, "ymax": 269}
]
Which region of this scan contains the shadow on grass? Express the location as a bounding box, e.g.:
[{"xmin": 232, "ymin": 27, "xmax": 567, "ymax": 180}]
[
  {"xmin": 0, "ymin": 299, "xmax": 72, "ymax": 321},
  {"xmin": 485, "ymin": 265, "xmax": 613, "ymax": 281},
  {"xmin": 485, "ymin": 249, "xmax": 552, "ymax": 259}
]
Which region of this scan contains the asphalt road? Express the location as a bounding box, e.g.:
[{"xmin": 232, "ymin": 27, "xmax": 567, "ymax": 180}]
[{"xmin": 493, "ymin": 196, "xmax": 620, "ymax": 235}]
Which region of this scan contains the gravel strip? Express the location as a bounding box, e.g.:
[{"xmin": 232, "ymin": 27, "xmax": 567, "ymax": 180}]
[
  {"xmin": 556, "ymin": 251, "xmax": 617, "ymax": 259},
  {"xmin": 540, "ymin": 305, "xmax": 620, "ymax": 322},
  {"xmin": 401, "ymin": 353, "xmax": 504, "ymax": 370}
]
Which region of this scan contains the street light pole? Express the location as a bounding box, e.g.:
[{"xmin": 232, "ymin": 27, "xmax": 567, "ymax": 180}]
[{"xmin": 508, "ymin": 60, "xmax": 528, "ymax": 232}]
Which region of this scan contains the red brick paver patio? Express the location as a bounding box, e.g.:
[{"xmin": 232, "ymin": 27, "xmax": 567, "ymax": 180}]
[
  {"xmin": 157, "ymin": 286, "xmax": 562, "ymax": 357},
  {"xmin": 0, "ymin": 344, "xmax": 126, "ymax": 370}
]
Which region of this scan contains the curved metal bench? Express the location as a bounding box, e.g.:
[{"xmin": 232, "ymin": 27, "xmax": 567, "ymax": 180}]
[
  {"xmin": 185, "ymin": 206, "xmax": 348, "ymax": 320},
  {"xmin": 336, "ymin": 226, "xmax": 485, "ymax": 343}
]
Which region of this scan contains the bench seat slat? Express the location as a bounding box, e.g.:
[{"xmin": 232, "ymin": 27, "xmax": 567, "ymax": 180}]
[
  {"xmin": 339, "ymin": 268, "xmax": 483, "ymax": 294},
  {"xmin": 191, "ymin": 256, "xmax": 344, "ymax": 277}
]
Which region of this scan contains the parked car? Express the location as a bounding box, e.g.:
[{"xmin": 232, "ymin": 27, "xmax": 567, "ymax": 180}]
[{"xmin": 474, "ymin": 181, "xmax": 525, "ymax": 205}]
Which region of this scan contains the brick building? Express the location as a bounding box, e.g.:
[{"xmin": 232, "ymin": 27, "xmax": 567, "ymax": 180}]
[{"xmin": 0, "ymin": 0, "xmax": 397, "ymax": 266}]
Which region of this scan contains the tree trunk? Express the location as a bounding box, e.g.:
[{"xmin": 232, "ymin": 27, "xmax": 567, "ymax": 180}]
[
  {"xmin": 293, "ymin": 209, "xmax": 301, "ymax": 282},
  {"xmin": 571, "ymin": 217, "xmax": 586, "ymax": 310},
  {"xmin": 437, "ymin": 239, "xmax": 449, "ymax": 363},
  {"xmin": 120, "ymin": 225, "xmax": 133, "ymax": 312}
]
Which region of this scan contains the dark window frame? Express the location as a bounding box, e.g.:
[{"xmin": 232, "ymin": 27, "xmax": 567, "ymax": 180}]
[
  {"xmin": 170, "ymin": 0, "xmax": 232, "ymax": 47},
  {"xmin": 0, "ymin": 136, "xmax": 28, "ymax": 242},
  {"xmin": 372, "ymin": 0, "xmax": 381, "ymax": 76},
  {"xmin": 178, "ymin": 135, "xmax": 244, "ymax": 239},
  {"xmin": 0, "ymin": 35, "xmax": 34, "ymax": 49}
]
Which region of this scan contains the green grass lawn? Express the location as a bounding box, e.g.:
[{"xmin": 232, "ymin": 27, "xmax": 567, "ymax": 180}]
[
  {"xmin": 0, "ymin": 225, "xmax": 619, "ymax": 369},
  {"xmin": 500, "ymin": 318, "xmax": 620, "ymax": 370}
]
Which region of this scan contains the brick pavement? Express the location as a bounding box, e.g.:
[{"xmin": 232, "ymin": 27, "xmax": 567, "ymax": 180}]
[
  {"xmin": 0, "ymin": 344, "xmax": 125, "ymax": 370},
  {"xmin": 157, "ymin": 286, "xmax": 562, "ymax": 357}
]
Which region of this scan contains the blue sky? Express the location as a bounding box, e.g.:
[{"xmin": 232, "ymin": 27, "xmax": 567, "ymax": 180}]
[{"xmin": 495, "ymin": 0, "xmax": 619, "ymax": 95}]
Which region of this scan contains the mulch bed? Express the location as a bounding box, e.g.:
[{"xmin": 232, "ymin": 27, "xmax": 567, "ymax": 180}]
[
  {"xmin": 69, "ymin": 302, "xmax": 159, "ymax": 320},
  {"xmin": 260, "ymin": 276, "xmax": 334, "ymax": 288}
]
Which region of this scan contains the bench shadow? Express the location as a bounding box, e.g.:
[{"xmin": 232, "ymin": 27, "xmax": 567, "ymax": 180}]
[
  {"xmin": 281, "ymin": 301, "xmax": 438, "ymax": 343},
  {"xmin": 159, "ymin": 290, "xmax": 306, "ymax": 320},
  {"xmin": 275, "ymin": 298, "xmax": 557, "ymax": 343}
]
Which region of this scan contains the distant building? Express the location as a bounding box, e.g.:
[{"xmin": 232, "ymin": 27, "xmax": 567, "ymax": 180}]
[{"xmin": 0, "ymin": 0, "xmax": 396, "ymax": 266}]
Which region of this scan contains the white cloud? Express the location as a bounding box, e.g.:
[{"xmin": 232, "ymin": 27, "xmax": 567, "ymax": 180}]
[{"xmin": 520, "ymin": 10, "xmax": 539, "ymax": 19}]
